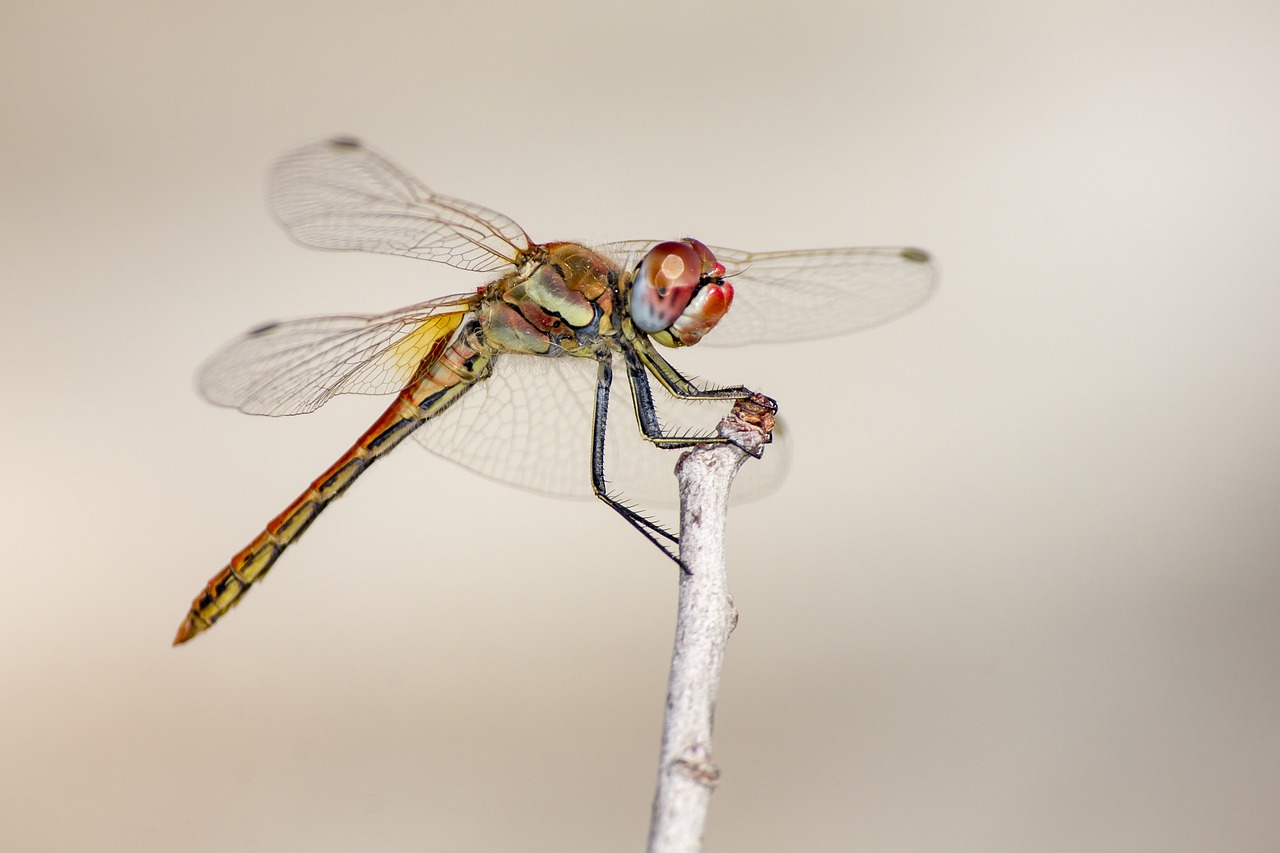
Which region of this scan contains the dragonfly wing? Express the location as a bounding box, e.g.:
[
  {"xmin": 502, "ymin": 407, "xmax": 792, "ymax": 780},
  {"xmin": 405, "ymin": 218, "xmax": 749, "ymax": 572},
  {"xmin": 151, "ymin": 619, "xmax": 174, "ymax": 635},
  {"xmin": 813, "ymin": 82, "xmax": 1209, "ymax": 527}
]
[
  {"xmin": 601, "ymin": 241, "xmax": 936, "ymax": 346},
  {"xmin": 705, "ymin": 245, "xmax": 936, "ymax": 345},
  {"xmin": 269, "ymin": 137, "xmax": 532, "ymax": 273},
  {"xmin": 199, "ymin": 294, "xmax": 474, "ymax": 416},
  {"xmin": 414, "ymin": 354, "xmax": 597, "ymax": 498},
  {"xmin": 413, "ymin": 353, "xmax": 789, "ymax": 507}
]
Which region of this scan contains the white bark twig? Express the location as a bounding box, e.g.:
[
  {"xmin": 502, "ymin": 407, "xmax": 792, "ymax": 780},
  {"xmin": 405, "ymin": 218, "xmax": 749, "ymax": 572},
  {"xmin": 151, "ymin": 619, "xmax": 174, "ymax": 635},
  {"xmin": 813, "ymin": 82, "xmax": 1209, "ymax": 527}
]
[{"xmin": 647, "ymin": 393, "xmax": 777, "ymax": 853}]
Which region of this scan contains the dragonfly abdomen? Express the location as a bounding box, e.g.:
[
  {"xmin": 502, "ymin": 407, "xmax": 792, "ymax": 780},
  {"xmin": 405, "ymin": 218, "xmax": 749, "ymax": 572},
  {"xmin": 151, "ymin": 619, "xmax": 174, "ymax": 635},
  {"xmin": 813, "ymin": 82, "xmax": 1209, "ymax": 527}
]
[{"xmin": 174, "ymin": 329, "xmax": 493, "ymax": 644}]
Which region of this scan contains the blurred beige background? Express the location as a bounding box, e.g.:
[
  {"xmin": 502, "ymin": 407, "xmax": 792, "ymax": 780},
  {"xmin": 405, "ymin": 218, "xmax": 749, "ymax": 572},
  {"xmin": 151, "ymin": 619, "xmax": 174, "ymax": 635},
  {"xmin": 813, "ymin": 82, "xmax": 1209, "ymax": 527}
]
[{"xmin": 4, "ymin": 1, "xmax": 1278, "ymax": 850}]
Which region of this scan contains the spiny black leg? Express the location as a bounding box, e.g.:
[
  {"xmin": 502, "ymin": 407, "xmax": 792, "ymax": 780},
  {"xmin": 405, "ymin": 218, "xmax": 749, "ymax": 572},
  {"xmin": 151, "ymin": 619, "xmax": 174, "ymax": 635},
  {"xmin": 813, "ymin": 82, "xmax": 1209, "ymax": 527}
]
[{"xmin": 590, "ymin": 357, "xmax": 683, "ymax": 564}]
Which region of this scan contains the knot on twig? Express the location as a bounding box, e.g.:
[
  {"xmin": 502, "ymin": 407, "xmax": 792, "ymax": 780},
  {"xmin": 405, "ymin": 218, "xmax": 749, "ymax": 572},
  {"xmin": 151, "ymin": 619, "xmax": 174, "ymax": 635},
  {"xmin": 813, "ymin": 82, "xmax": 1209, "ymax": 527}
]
[
  {"xmin": 672, "ymin": 744, "xmax": 722, "ymax": 789},
  {"xmin": 717, "ymin": 392, "xmax": 777, "ymax": 459}
]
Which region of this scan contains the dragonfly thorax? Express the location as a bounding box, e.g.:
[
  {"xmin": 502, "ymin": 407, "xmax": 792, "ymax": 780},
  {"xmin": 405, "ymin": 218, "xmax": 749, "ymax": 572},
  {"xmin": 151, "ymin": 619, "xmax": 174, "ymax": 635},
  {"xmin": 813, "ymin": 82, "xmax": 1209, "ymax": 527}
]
[{"xmin": 479, "ymin": 242, "xmax": 620, "ymax": 357}]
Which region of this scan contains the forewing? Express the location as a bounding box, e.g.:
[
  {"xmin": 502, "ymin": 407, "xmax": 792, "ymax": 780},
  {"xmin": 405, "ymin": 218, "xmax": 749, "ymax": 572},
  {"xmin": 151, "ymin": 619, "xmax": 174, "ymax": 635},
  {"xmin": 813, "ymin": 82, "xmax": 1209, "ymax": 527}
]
[
  {"xmin": 199, "ymin": 294, "xmax": 474, "ymax": 416},
  {"xmin": 269, "ymin": 137, "xmax": 532, "ymax": 273},
  {"xmin": 602, "ymin": 241, "xmax": 936, "ymax": 346}
]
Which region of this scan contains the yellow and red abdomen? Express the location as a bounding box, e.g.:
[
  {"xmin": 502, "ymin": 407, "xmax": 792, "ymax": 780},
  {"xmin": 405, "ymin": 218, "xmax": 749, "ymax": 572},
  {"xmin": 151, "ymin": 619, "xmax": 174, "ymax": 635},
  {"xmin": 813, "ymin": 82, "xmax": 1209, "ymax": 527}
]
[{"xmin": 173, "ymin": 320, "xmax": 488, "ymax": 644}]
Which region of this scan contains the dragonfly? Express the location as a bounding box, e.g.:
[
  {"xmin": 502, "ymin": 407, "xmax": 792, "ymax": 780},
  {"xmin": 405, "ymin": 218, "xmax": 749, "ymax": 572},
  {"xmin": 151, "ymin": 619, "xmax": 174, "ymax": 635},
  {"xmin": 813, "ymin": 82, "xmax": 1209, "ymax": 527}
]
[{"xmin": 173, "ymin": 137, "xmax": 936, "ymax": 645}]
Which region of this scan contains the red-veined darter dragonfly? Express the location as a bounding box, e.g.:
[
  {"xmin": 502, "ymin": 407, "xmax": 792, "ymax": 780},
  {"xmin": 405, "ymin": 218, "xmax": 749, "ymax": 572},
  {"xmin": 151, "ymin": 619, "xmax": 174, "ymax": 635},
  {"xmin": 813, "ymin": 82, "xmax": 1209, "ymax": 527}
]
[{"xmin": 173, "ymin": 137, "xmax": 936, "ymax": 644}]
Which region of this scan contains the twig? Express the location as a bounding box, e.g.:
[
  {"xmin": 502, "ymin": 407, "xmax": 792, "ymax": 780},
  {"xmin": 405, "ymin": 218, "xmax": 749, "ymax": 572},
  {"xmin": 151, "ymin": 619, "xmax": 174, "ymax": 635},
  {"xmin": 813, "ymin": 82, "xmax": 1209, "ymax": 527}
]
[{"xmin": 647, "ymin": 393, "xmax": 777, "ymax": 853}]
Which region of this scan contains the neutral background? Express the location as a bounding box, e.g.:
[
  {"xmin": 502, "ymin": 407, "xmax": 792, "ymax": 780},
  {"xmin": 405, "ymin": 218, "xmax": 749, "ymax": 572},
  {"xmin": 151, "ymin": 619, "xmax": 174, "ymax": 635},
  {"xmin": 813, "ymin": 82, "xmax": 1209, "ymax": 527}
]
[{"xmin": 4, "ymin": 1, "xmax": 1278, "ymax": 850}]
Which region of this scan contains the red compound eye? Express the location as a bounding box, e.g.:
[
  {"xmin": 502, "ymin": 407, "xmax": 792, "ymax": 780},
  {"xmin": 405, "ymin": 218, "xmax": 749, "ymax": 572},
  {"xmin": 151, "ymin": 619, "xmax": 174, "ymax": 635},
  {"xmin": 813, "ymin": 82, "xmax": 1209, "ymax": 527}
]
[{"xmin": 630, "ymin": 241, "xmax": 702, "ymax": 333}]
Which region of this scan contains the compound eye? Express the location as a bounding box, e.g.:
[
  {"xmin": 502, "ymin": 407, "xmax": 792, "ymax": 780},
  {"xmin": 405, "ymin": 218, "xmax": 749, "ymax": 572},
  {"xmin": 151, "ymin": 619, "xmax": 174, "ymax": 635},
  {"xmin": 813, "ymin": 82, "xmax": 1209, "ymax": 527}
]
[{"xmin": 630, "ymin": 241, "xmax": 702, "ymax": 333}]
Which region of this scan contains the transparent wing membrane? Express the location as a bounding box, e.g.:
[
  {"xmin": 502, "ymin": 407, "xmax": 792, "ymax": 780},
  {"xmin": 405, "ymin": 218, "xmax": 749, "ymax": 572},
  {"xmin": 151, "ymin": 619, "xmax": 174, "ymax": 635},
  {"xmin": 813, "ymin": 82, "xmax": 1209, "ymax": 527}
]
[
  {"xmin": 199, "ymin": 295, "xmax": 474, "ymax": 415},
  {"xmin": 413, "ymin": 353, "xmax": 789, "ymax": 508},
  {"xmin": 413, "ymin": 354, "xmax": 598, "ymax": 498},
  {"xmin": 269, "ymin": 138, "xmax": 532, "ymax": 273}
]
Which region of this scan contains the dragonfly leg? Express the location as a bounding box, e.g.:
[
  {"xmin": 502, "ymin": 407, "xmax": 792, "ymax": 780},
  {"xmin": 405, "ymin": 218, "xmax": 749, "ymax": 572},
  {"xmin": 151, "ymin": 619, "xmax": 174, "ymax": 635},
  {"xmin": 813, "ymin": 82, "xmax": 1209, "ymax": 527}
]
[
  {"xmin": 590, "ymin": 357, "xmax": 684, "ymax": 564},
  {"xmin": 633, "ymin": 334, "xmax": 756, "ymax": 402}
]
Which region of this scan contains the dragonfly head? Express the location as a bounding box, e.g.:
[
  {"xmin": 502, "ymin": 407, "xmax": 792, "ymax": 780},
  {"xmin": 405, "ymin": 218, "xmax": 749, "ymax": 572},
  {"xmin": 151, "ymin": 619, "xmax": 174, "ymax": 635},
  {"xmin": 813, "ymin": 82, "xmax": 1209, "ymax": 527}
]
[{"xmin": 630, "ymin": 238, "xmax": 734, "ymax": 347}]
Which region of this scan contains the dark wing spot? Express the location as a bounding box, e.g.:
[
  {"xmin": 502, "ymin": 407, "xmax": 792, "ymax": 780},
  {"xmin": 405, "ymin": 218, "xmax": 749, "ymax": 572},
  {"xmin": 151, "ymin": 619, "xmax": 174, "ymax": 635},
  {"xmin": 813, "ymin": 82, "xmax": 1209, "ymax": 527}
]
[
  {"xmin": 901, "ymin": 247, "xmax": 931, "ymax": 263},
  {"xmin": 248, "ymin": 321, "xmax": 280, "ymax": 336}
]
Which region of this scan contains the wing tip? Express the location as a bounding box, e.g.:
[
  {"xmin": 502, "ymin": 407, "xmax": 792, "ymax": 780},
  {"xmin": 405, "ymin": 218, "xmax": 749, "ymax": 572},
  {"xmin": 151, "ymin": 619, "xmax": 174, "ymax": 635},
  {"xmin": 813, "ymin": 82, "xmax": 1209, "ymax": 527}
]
[{"xmin": 327, "ymin": 135, "xmax": 363, "ymax": 149}]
